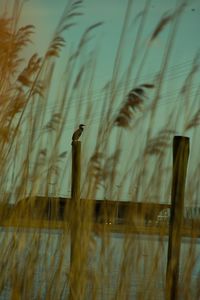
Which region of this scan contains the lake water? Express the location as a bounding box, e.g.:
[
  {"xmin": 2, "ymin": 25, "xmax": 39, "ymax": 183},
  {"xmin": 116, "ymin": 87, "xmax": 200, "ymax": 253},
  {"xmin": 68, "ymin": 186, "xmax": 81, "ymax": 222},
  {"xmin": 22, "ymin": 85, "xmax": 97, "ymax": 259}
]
[{"xmin": 0, "ymin": 228, "xmax": 199, "ymax": 299}]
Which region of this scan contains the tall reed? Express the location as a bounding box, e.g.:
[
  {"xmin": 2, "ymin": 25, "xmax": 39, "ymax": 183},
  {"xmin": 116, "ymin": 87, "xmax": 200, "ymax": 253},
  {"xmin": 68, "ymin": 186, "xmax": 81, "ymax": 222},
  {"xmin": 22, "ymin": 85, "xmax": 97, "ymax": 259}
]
[{"xmin": 0, "ymin": 0, "xmax": 199, "ymax": 299}]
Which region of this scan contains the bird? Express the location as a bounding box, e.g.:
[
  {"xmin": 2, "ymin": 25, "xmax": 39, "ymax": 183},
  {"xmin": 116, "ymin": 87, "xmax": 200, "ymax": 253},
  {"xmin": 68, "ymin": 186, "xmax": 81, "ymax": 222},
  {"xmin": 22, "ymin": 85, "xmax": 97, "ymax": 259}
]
[{"xmin": 72, "ymin": 124, "xmax": 85, "ymax": 143}]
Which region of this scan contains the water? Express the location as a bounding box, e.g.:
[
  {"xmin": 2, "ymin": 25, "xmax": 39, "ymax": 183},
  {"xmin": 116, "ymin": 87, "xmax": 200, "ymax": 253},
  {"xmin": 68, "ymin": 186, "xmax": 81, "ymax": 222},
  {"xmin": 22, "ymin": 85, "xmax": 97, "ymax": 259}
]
[{"xmin": 0, "ymin": 228, "xmax": 199, "ymax": 299}]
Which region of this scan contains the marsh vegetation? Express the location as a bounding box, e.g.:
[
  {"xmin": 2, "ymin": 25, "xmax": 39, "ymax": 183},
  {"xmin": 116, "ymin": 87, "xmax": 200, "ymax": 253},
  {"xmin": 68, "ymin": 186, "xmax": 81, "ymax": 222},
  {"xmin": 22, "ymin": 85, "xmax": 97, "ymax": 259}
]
[{"xmin": 0, "ymin": 0, "xmax": 199, "ymax": 299}]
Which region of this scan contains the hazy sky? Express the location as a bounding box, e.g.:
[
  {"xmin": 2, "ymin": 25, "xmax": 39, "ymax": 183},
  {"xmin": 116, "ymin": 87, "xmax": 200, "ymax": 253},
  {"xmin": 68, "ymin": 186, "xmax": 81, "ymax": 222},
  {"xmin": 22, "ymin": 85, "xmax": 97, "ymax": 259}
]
[
  {"xmin": 17, "ymin": 0, "xmax": 200, "ymax": 126},
  {"xmin": 18, "ymin": 0, "xmax": 200, "ymax": 89},
  {"xmin": 21, "ymin": 0, "xmax": 200, "ymax": 199},
  {"xmin": 18, "ymin": 0, "xmax": 200, "ymax": 131},
  {"xmin": 1, "ymin": 0, "xmax": 200, "ymax": 200}
]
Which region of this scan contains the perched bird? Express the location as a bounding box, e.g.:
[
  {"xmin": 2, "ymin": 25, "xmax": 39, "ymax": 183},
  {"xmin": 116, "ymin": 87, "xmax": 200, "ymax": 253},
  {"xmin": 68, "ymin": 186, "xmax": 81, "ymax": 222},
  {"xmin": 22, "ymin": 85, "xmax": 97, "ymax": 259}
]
[{"xmin": 72, "ymin": 124, "xmax": 85, "ymax": 142}]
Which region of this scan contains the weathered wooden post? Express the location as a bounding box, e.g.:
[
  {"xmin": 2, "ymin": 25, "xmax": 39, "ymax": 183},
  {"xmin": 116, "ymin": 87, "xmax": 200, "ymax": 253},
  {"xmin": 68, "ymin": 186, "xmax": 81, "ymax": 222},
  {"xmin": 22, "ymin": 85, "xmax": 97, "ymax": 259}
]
[
  {"xmin": 71, "ymin": 141, "xmax": 81, "ymax": 205},
  {"xmin": 166, "ymin": 136, "xmax": 189, "ymax": 300},
  {"xmin": 69, "ymin": 140, "xmax": 82, "ymax": 300}
]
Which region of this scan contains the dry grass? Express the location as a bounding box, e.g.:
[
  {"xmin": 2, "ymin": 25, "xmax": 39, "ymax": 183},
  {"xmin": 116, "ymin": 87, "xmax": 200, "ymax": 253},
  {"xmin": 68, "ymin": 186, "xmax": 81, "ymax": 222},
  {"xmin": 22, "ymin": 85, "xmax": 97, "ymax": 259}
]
[{"xmin": 0, "ymin": 0, "xmax": 199, "ymax": 299}]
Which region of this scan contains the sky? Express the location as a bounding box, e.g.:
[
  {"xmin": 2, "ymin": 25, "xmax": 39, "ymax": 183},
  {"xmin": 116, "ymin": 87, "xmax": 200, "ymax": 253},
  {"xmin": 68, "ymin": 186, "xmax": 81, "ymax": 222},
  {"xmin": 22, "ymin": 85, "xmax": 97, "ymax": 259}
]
[
  {"xmin": 17, "ymin": 1, "xmax": 200, "ymax": 117},
  {"xmin": 17, "ymin": 0, "xmax": 200, "ymax": 133},
  {"xmin": 17, "ymin": 0, "xmax": 200, "ymax": 82},
  {"xmin": 1, "ymin": 0, "xmax": 199, "ymax": 86},
  {"xmin": 1, "ymin": 0, "xmax": 200, "ymax": 201}
]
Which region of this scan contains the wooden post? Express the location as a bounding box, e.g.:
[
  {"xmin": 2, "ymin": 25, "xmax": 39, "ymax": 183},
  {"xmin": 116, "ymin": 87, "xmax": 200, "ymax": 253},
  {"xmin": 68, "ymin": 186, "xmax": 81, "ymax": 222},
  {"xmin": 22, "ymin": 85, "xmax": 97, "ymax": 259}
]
[
  {"xmin": 166, "ymin": 136, "xmax": 189, "ymax": 300},
  {"xmin": 69, "ymin": 141, "xmax": 81, "ymax": 300},
  {"xmin": 71, "ymin": 141, "xmax": 81, "ymax": 203}
]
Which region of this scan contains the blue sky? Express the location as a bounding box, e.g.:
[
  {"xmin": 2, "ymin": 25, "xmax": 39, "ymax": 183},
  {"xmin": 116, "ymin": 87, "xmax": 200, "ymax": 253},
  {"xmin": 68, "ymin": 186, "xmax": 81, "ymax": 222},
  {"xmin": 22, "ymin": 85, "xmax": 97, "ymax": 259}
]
[
  {"xmin": 1, "ymin": 0, "xmax": 200, "ymax": 200},
  {"xmin": 18, "ymin": 0, "xmax": 200, "ymax": 90},
  {"xmin": 17, "ymin": 0, "xmax": 200, "ymax": 126},
  {"xmin": 21, "ymin": 0, "xmax": 200, "ymax": 199}
]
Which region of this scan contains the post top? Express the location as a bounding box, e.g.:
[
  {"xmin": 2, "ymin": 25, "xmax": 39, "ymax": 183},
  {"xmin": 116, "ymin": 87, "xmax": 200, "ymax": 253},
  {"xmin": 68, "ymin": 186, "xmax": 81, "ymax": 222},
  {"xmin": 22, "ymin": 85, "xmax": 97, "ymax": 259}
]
[{"xmin": 173, "ymin": 135, "xmax": 189, "ymax": 141}]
